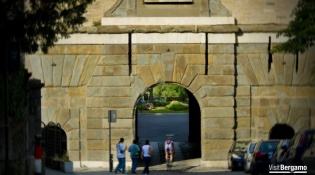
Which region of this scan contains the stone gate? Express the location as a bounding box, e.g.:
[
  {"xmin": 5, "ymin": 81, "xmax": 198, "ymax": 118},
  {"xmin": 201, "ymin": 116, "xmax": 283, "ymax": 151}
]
[{"xmin": 24, "ymin": 0, "xmax": 315, "ymax": 168}]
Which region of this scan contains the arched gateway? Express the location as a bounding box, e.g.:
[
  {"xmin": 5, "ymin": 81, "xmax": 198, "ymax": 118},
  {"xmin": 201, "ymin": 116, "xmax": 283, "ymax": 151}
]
[{"xmin": 25, "ymin": 0, "xmax": 315, "ymax": 168}]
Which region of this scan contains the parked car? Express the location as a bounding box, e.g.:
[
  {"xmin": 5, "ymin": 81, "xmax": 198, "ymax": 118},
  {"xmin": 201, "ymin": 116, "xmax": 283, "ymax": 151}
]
[
  {"xmin": 244, "ymin": 141, "xmax": 256, "ymax": 173},
  {"xmin": 302, "ymin": 134, "xmax": 315, "ymax": 174},
  {"xmin": 283, "ymin": 129, "xmax": 315, "ymax": 166},
  {"xmin": 270, "ymin": 139, "xmax": 291, "ymax": 165},
  {"xmin": 228, "ymin": 141, "xmax": 249, "ymax": 171},
  {"xmin": 250, "ymin": 140, "xmax": 280, "ymax": 175}
]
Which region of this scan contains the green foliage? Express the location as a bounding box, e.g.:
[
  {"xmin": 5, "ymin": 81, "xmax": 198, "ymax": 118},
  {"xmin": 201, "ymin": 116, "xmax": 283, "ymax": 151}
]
[
  {"xmin": 153, "ymin": 84, "xmax": 188, "ymax": 101},
  {"xmin": 273, "ymin": 0, "xmax": 315, "ymax": 54},
  {"xmin": 0, "ymin": 67, "xmax": 28, "ymax": 122},
  {"xmin": 93, "ymin": 20, "xmax": 101, "ymax": 26},
  {"xmin": 153, "ymin": 100, "xmax": 169, "ymax": 107},
  {"xmin": 1, "ymin": 0, "xmax": 94, "ymax": 53},
  {"xmin": 7, "ymin": 68, "xmax": 27, "ymax": 122},
  {"xmin": 165, "ymin": 101, "xmax": 188, "ymax": 111}
]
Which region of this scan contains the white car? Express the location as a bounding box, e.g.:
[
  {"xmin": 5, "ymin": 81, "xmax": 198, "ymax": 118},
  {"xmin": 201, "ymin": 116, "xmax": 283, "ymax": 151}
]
[{"xmin": 244, "ymin": 141, "xmax": 256, "ymax": 173}]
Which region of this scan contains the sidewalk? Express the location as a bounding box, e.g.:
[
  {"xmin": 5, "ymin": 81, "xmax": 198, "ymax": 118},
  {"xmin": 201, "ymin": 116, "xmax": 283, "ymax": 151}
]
[
  {"xmin": 46, "ymin": 165, "xmax": 228, "ymax": 175},
  {"xmin": 45, "ymin": 141, "xmax": 228, "ymax": 175}
]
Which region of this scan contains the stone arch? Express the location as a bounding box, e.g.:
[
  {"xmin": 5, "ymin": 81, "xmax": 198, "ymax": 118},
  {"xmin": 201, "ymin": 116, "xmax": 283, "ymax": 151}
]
[{"xmin": 269, "ymin": 123, "xmax": 295, "ymax": 139}]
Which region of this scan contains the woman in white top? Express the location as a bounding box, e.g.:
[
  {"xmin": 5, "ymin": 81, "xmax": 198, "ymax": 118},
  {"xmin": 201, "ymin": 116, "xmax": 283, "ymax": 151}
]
[{"xmin": 141, "ymin": 139, "xmax": 153, "ymax": 175}]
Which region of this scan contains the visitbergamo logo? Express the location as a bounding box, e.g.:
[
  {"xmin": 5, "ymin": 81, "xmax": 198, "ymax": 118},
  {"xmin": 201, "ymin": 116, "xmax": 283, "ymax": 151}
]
[{"xmin": 269, "ymin": 164, "xmax": 307, "ymax": 173}]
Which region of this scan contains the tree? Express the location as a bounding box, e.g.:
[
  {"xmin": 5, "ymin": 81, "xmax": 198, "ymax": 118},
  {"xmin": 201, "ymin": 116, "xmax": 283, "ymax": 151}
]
[
  {"xmin": 153, "ymin": 84, "xmax": 188, "ymax": 101},
  {"xmin": 1, "ymin": 0, "xmax": 94, "ymax": 53},
  {"xmin": 273, "ymin": 0, "xmax": 315, "ymax": 54}
]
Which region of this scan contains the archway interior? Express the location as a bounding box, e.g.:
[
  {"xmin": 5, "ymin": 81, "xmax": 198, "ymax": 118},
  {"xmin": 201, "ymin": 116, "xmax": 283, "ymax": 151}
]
[{"xmin": 135, "ymin": 83, "xmax": 201, "ymax": 165}]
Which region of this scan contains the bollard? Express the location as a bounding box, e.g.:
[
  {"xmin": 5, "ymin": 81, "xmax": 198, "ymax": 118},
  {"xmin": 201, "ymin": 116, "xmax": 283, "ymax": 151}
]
[{"xmin": 34, "ymin": 135, "xmax": 42, "ymax": 175}]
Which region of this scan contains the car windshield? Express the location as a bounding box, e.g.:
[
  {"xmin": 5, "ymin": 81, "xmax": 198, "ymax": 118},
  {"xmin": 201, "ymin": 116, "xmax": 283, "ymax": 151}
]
[
  {"xmin": 258, "ymin": 141, "xmax": 279, "ymax": 152},
  {"xmin": 249, "ymin": 143, "xmax": 256, "ymax": 153},
  {"xmin": 234, "ymin": 142, "xmax": 248, "ymax": 152}
]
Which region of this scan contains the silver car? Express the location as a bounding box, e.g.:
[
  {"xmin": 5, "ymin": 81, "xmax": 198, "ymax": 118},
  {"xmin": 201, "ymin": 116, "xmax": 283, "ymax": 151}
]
[{"xmin": 244, "ymin": 141, "xmax": 256, "ymax": 173}]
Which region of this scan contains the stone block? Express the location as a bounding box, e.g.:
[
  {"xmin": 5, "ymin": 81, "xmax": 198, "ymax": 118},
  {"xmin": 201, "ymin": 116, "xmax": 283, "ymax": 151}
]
[
  {"xmin": 68, "ymin": 151, "xmax": 80, "ymax": 161},
  {"xmin": 203, "ymin": 139, "xmax": 234, "ymax": 150},
  {"xmin": 87, "ymin": 129, "xmax": 106, "ymax": 140},
  {"xmin": 87, "ymin": 151, "xmax": 106, "ymax": 161},
  {"xmin": 154, "ymin": 44, "xmax": 184, "ymax": 54},
  {"xmin": 203, "ymin": 150, "xmax": 230, "ymax": 161},
  {"xmin": 237, "ymin": 54, "xmax": 258, "ymax": 85},
  {"xmin": 103, "ymin": 87, "xmax": 131, "ymax": 97},
  {"xmin": 248, "ymin": 54, "xmax": 267, "ymax": 85},
  {"xmin": 237, "ymin": 75, "xmax": 250, "ymax": 85},
  {"xmin": 42, "ymin": 88, "xmax": 69, "ymax": 98},
  {"xmin": 236, "ymin": 128, "xmax": 251, "ymax": 139},
  {"xmin": 204, "ymin": 118, "xmax": 234, "ymax": 129},
  {"xmin": 78, "ymin": 55, "xmax": 100, "ymax": 86},
  {"xmin": 136, "ymin": 66, "xmax": 155, "ymax": 86},
  {"xmin": 190, "ymin": 75, "xmax": 235, "ymax": 92},
  {"xmin": 181, "ymin": 65, "xmax": 204, "ymax": 86},
  {"xmin": 88, "ymin": 77, "xmax": 102, "ymax": 87},
  {"xmin": 87, "ymin": 108, "xmax": 106, "ymax": 118},
  {"xmin": 236, "ymin": 86, "xmax": 250, "ymax": 96},
  {"xmin": 87, "ymin": 98, "xmax": 103, "ymax": 108},
  {"xmin": 237, "ymin": 117, "xmax": 250, "ymax": 128},
  {"xmin": 98, "ymin": 55, "xmax": 128, "ymax": 65},
  {"xmin": 237, "ymin": 44, "xmax": 268, "ymax": 54},
  {"xmin": 236, "ymin": 107, "xmax": 250, "ymax": 117},
  {"xmin": 102, "ymin": 76, "xmax": 131, "ymax": 87},
  {"xmin": 69, "ymin": 140, "xmax": 80, "ymax": 150},
  {"xmin": 208, "ymin": 65, "xmax": 235, "ymax": 75},
  {"xmin": 183, "ymin": 44, "xmax": 205, "ymax": 54},
  {"xmin": 63, "ymin": 118, "xmax": 80, "ymax": 132},
  {"xmin": 202, "ymin": 97, "xmax": 234, "ymax": 107},
  {"xmin": 203, "ymin": 107, "xmax": 235, "ymax": 118},
  {"xmin": 102, "ymin": 45, "xmax": 128, "ymax": 55},
  {"xmin": 236, "ymin": 97, "xmax": 250, "ymax": 107},
  {"xmin": 87, "ymin": 87, "xmax": 104, "ymax": 97},
  {"xmin": 87, "ymin": 119, "xmax": 104, "ymax": 129},
  {"xmin": 59, "ymin": 108, "xmax": 71, "ymax": 126},
  {"xmin": 103, "ymin": 97, "xmax": 131, "ymax": 108},
  {"xmin": 135, "ymin": 54, "xmax": 161, "ymax": 65},
  {"xmin": 208, "ymin": 44, "xmax": 234, "ymax": 54},
  {"xmin": 68, "ymin": 130, "xmax": 79, "ymax": 140},
  {"xmin": 204, "ymin": 129, "xmax": 234, "ymax": 139},
  {"xmin": 87, "ymin": 140, "xmax": 106, "ymax": 150},
  {"xmin": 213, "ymin": 54, "xmax": 235, "ymax": 65},
  {"xmin": 69, "ymin": 87, "xmax": 87, "ymax": 97},
  {"xmin": 197, "ymin": 86, "xmax": 234, "ymax": 98},
  {"xmin": 41, "ymin": 55, "xmax": 53, "ymax": 86},
  {"xmin": 70, "ymin": 98, "xmax": 86, "ymax": 108},
  {"xmin": 93, "ymin": 65, "xmax": 129, "ymax": 76}
]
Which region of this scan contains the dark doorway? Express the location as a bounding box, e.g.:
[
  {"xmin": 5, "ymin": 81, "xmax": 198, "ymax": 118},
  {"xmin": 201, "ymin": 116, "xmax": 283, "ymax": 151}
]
[{"xmin": 269, "ymin": 123, "xmax": 295, "ymax": 139}]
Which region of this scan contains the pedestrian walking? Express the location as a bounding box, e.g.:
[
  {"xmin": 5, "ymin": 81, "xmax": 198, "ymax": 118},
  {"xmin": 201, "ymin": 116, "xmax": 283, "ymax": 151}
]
[
  {"xmin": 141, "ymin": 139, "xmax": 153, "ymax": 175},
  {"xmin": 114, "ymin": 138, "xmax": 127, "ymax": 174},
  {"xmin": 128, "ymin": 140, "xmax": 140, "ymax": 173}
]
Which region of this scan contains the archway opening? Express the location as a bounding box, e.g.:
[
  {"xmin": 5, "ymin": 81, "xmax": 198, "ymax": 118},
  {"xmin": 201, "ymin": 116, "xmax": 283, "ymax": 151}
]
[
  {"xmin": 269, "ymin": 123, "xmax": 295, "ymax": 139},
  {"xmin": 134, "ymin": 83, "xmax": 201, "ymax": 165}
]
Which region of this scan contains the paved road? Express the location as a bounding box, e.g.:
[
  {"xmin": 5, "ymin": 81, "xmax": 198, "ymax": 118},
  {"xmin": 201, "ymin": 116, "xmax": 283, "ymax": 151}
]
[{"xmin": 137, "ymin": 113, "xmax": 189, "ymax": 142}]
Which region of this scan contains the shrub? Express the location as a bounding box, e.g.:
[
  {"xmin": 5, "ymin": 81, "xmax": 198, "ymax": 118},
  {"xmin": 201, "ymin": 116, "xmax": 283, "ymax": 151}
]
[{"xmin": 165, "ymin": 101, "xmax": 188, "ymax": 111}]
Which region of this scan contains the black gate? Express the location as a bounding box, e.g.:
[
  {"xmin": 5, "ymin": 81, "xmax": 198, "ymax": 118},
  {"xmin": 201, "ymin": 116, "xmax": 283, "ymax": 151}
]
[{"xmin": 42, "ymin": 122, "xmax": 67, "ymax": 164}]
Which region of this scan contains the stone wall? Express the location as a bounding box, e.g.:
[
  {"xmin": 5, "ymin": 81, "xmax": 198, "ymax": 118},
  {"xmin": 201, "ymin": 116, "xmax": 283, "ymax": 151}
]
[{"xmin": 25, "ymin": 32, "xmax": 315, "ymax": 167}]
